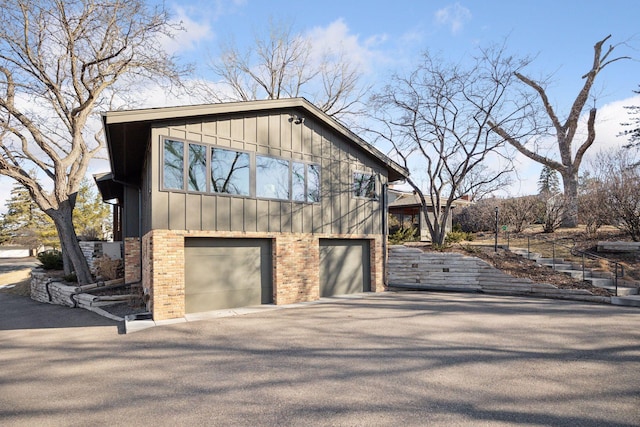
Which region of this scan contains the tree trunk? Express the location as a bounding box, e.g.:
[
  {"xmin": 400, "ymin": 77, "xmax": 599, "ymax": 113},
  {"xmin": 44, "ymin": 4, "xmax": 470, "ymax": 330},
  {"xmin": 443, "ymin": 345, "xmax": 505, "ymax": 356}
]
[
  {"xmin": 561, "ymin": 171, "xmax": 579, "ymax": 228},
  {"xmin": 47, "ymin": 202, "xmax": 93, "ymax": 284}
]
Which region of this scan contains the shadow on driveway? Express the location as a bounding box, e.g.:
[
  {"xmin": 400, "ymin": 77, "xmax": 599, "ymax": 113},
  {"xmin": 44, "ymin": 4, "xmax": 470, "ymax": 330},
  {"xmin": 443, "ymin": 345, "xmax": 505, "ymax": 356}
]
[{"xmin": 0, "ymin": 292, "xmax": 118, "ymax": 331}]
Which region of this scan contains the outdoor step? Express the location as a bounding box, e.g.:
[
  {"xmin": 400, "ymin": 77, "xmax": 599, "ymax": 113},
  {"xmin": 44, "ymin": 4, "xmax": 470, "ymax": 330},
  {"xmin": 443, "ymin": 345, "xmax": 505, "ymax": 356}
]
[
  {"xmin": 546, "ymin": 264, "xmax": 575, "ymax": 271},
  {"xmin": 511, "ymin": 249, "xmax": 543, "ymax": 259},
  {"xmin": 584, "ymin": 277, "xmax": 613, "ymax": 288},
  {"xmin": 556, "ymin": 269, "xmax": 592, "ymax": 280},
  {"xmin": 610, "ymin": 295, "xmax": 640, "ymax": 307},
  {"xmin": 592, "ymin": 285, "xmax": 638, "ymax": 296},
  {"xmin": 534, "ymin": 257, "xmax": 566, "ymax": 264}
]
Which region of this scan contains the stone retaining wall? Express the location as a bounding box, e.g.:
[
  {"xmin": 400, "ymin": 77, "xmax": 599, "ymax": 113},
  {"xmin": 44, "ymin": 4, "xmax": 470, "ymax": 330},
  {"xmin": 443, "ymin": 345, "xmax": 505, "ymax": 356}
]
[
  {"xmin": 388, "ymin": 245, "xmax": 610, "ymax": 303},
  {"xmin": 30, "ymin": 269, "xmax": 76, "ymax": 307},
  {"xmin": 597, "ymin": 241, "xmax": 640, "ymax": 252},
  {"xmin": 30, "ymin": 269, "xmax": 127, "ymax": 321}
]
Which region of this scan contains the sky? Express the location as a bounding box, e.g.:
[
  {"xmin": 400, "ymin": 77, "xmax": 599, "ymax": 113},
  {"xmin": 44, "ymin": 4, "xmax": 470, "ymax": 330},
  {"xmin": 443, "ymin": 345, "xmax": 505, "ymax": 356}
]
[
  {"xmin": 158, "ymin": 0, "xmax": 640, "ymax": 194},
  {"xmin": 1, "ymin": 0, "xmax": 640, "ymax": 211}
]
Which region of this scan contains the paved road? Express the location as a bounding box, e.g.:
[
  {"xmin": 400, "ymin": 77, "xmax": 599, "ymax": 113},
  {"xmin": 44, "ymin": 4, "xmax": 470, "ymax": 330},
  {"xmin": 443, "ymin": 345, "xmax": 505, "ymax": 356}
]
[
  {"xmin": 1, "ymin": 291, "xmax": 639, "ymax": 426},
  {"xmin": 0, "ymin": 257, "xmax": 39, "ymax": 274}
]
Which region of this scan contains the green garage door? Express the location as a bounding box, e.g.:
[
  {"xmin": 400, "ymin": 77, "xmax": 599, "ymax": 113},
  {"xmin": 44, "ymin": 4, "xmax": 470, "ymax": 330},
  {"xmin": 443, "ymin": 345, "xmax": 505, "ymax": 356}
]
[
  {"xmin": 184, "ymin": 238, "xmax": 272, "ymax": 314},
  {"xmin": 319, "ymin": 239, "xmax": 371, "ymax": 297}
]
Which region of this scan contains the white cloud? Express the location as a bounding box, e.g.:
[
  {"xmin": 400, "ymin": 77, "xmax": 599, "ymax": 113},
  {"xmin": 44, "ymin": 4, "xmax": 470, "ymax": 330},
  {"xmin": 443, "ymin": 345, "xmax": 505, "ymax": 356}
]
[
  {"xmin": 503, "ymin": 94, "xmax": 640, "ymax": 196},
  {"xmin": 305, "ymin": 18, "xmax": 387, "ymax": 74},
  {"xmin": 434, "ymin": 3, "xmax": 472, "ymax": 35},
  {"xmin": 159, "ymin": 6, "xmax": 213, "ymax": 54}
]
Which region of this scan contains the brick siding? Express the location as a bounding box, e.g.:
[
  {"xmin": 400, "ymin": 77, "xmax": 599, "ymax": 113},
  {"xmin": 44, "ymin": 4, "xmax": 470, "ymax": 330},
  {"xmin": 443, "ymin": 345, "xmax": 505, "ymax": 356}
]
[
  {"xmin": 124, "ymin": 237, "xmax": 141, "ymax": 284},
  {"xmin": 137, "ymin": 230, "xmax": 383, "ymax": 321}
]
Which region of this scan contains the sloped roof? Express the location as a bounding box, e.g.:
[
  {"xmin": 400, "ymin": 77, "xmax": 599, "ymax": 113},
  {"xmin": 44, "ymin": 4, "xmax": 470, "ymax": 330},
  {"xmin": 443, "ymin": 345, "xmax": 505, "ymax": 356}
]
[
  {"xmin": 102, "ymin": 98, "xmax": 409, "ymax": 186},
  {"xmin": 389, "ymin": 191, "xmax": 472, "ymax": 209}
]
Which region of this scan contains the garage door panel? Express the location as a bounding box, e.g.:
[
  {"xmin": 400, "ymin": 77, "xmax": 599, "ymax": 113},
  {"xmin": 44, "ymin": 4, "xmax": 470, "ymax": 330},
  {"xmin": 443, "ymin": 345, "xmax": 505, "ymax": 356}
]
[
  {"xmin": 320, "ymin": 239, "xmax": 370, "ymax": 297},
  {"xmin": 185, "ymin": 238, "xmax": 272, "ymax": 313},
  {"xmin": 186, "ymin": 288, "xmax": 262, "ymax": 314}
]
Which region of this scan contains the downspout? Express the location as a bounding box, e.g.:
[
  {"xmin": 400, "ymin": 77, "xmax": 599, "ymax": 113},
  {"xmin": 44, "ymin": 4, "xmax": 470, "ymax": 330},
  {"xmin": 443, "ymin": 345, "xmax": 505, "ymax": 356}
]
[{"xmin": 381, "ymin": 180, "xmax": 389, "ymax": 288}]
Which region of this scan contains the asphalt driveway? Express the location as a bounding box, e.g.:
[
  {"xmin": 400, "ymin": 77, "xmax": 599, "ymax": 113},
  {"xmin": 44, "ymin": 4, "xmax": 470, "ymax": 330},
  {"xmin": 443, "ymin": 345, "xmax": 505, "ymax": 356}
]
[{"xmin": 1, "ymin": 291, "xmax": 639, "ymax": 426}]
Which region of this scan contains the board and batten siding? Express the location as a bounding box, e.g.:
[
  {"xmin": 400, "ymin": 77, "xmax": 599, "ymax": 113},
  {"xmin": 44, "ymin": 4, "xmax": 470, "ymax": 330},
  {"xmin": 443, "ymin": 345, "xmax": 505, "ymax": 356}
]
[{"xmin": 148, "ymin": 110, "xmax": 385, "ymax": 235}]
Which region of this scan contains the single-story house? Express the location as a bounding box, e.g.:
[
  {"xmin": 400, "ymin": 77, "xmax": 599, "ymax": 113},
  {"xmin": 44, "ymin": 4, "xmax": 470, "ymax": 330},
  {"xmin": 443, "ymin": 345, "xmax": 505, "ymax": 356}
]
[
  {"xmin": 388, "ymin": 190, "xmax": 472, "ymax": 241},
  {"xmin": 96, "ymin": 98, "xmax": 408, "ymax": 321}
]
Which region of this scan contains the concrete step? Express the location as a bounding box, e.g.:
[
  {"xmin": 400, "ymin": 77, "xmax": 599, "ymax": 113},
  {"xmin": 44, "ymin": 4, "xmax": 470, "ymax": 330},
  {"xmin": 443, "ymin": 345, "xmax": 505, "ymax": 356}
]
[
  {"xmin": 591, "ymin": 285, "xmax": 638, "ymax": 296},
  {"xmin": 584, "ymin": 277, "xmax": 613, "ymax": 288},
  {"xmin": 538, "ymin": 263, "xmax": 574, "ymax": 271},
  {"xmin": 556, "ymin": 269, "xmax": 592, "ymax": 280},
  {"xmin": 534, "ymin": 257, "xmax": 566, "ymax": 264},
  {"xmin": 610, "ymin": 295, "xmax": 640, "ymax": 307},
  {"xmin": 511, "ymin": 249, "xmax": 543, "ymax": 260}
]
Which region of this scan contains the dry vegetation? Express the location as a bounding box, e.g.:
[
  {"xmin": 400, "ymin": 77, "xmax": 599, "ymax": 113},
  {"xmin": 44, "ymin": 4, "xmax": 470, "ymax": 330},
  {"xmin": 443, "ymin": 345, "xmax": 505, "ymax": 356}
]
[{"xmin": 449, "ymin": 225, "xmax": 639, "ymax": 296}]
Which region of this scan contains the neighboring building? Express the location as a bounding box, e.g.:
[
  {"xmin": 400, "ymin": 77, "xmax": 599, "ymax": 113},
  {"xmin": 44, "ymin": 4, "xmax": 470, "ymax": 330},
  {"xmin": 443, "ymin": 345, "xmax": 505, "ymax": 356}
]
[
  {"xmin": 96, "ymin": 98, "xmax": 408, "ymax": 321},
  {"xmin": 388, "ymin": 190, "xmax": 471, "ymax": 241}
]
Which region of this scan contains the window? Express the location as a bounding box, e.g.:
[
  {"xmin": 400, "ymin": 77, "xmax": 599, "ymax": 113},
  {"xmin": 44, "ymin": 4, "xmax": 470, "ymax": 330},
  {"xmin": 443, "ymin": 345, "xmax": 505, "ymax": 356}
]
[
  {"xmin": 211, "ymin": 147, "xmax": 250, "ymax": 195},
  {"xmin": 256, "ymin": 156, "xmax": 290, "ymax": 199},
  {"xmin": 353, "ymin": 172, "xmax": 376, "ymax": 199},
  {"xmin": 163, "ymin": 139, "xmax": 184, "ymax": 190},
  {"xmin": 161, "ymin": 138, "xmax": 320, "ymax": 203},
  {"xmin": 188, "ymin": 144, "xmax": 207, "ymax": 192},
  {"xmin": 307, "ymin": 164, "xmax": 321, "ymax": 203},
  {"xmin": 291, "ymin": 162, "xmax": 306, "ymax": 202}
]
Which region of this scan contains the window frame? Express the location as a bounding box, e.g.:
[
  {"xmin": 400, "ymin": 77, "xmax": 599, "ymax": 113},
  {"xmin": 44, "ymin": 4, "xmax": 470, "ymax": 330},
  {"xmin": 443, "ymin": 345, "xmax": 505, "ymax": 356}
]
[
  {"xmin": 353, "ymin": 170, "xmax": 378, "ymax": 200},
  {"xmin": 210, "ymin": 146, "xmax": 252, "ymax": 197},
  {"xmin": 160, "ymin": 136, "xmax": 321, "ymax": 204}
]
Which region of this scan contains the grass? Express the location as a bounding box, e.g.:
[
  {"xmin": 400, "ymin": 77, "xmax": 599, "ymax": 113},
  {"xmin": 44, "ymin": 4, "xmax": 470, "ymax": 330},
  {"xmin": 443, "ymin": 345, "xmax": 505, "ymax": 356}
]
[{"xmin": 0, "ymin": 278, "xmax": 31, "ymax": 297}]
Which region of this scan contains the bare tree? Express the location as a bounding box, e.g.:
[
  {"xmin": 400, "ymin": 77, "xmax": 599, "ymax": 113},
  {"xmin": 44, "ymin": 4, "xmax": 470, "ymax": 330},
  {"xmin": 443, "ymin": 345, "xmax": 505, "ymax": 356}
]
[
  {"xmin": 542, "ymin": 193, "xmax": 565, "ymax": 233},
  {"xmin": 489, "ymin": 35, "xmax": 629, "ymax": 227},
  {"xmin": 592, "ymin": 149, "xmax": 640, "ymax": 241},
  {"xmin": 453, "ymin": 197, "xmax": 503, "ymax": 233},
  {"xmin": 502, "ymin": 195, "xmax": 543, "ymax": 234},
  {"xmin": 0, "ymin": 0, "xmax": 185, "ymax": 283},
  {"xmin": 202, "ymin": 20, "xmax": 368, "ymax": 122},
  {"xmin": 578, "ymin": 171, "xmax": 611, "ymax": 236},
  {"xmin": 369, "ymin": 46, "xmax": 530, "ymax": 245}
]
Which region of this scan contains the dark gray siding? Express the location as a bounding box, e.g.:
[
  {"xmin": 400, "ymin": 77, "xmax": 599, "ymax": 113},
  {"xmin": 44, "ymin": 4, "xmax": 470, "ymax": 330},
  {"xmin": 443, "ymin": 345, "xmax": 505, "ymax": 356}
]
[{"xmin": 149, "ymin": 110, "xmax": 386, "ymax": 234}]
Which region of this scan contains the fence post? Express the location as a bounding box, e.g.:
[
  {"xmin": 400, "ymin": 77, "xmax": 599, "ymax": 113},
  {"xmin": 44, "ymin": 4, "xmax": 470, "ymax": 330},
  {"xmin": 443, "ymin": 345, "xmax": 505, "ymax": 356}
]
[{"xmin": 552, "ymin": 241, "xmax": 556, "ymax": 270}]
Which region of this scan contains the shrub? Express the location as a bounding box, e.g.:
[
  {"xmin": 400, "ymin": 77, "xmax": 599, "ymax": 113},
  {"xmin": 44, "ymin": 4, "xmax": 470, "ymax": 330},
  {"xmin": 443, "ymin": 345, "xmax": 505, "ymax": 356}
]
[
  {"xmin": 94, "ymin": 255, "xmax": 123, "ymax": 280},
  {"xmin": 388, "ymin": 227, "xmax": 418, "ymax": 245},
  {"xmin": 63, "ymin": 273, "xmax": 78, "ymax": 283},
  {"xmin": 37, "ymin": 250, "xmax": 63, "ymax": 270},
  {"xmin": 445, "ymin": 230, "xmax": 474, "ymax": 243}
]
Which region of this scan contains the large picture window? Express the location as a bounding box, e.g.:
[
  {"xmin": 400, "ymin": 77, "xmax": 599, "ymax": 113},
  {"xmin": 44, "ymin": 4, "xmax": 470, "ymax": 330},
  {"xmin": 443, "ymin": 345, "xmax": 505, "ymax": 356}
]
[
  {"xmin": 256, "ymin": 156, "xmax": 290, "ymax": 199},
  {"xmin": 211, "ymin": 147, "xmax": 250, "ymax": 195},
  {"xmin": 162, "ymin": 138, "xmax": 320, "ymax": 203},
  {"xmin": 353, "ymin": 172, "xmax": 376, "ymax": 199}
]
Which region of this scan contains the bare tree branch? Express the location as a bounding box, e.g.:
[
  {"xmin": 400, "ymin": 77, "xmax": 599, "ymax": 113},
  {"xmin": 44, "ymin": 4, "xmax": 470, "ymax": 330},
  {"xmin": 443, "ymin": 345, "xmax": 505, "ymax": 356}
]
[
  {"xmin": 488, "ymin": 35, "xmax": 630, "ymax": 227},
  {"xmin": 0, "ymin": 0, "xmax": 187, "ymax": 283},
  {"xmin": 368, "ymin": 46, "xmax": 528, "ymax": 244},
  {"xmin": 201, "ymin": 19, "xmax": 368, "ymax": 123}
]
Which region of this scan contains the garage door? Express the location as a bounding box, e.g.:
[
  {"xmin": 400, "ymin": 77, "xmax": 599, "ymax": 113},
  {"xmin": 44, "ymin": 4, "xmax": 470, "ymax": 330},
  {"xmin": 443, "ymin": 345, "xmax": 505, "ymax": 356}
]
[
  {"xmin": 319, "ymin": 239, "xmax": 371, "ymax": 297},
  {"xmin": 184, "ymin": 238, "xmax": 272, "ymax": 314}
]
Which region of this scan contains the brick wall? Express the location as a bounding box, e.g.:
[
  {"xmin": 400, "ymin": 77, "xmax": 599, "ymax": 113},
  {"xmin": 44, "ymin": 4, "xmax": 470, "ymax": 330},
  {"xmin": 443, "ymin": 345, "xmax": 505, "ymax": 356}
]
[
  {"xmin": 136, "ymin": 229, "xmax": 383, "ymax": 321},
  {"xmin": 124, "ymin": 237, "xmax": 141, "ymax": 284}
]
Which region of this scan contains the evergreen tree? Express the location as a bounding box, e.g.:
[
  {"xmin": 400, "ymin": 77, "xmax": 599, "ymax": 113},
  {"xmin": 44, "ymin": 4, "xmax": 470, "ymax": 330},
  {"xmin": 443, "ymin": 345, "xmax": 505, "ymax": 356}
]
[
  {"xmin": 0, "ymin": 184, "xmax": 57, "ymax": 248},
  {"xmin": 620, "ymin": 85, "xmax": 640, "ymax": 149},
  {"xmin": 538, "ymin": 165, "xmax": 561, "ymax": 195},
  {"xmin": 73, "ymin": 179, "xmax": 112, "ymax": 241}
]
